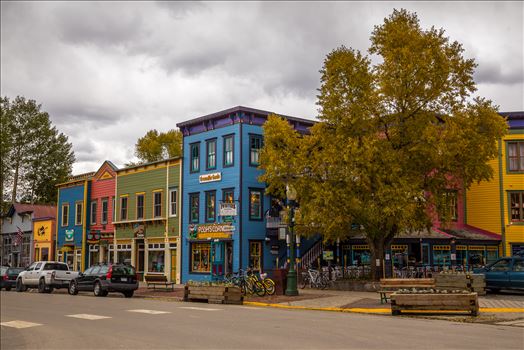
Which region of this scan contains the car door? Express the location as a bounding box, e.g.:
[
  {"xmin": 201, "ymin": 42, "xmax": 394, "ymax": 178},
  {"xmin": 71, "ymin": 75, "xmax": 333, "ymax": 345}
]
[
  {"xmin": 22, "ymin": 263, "xmax": 36, "ymax": 284},
  {"xmin": 77, "ymin": 267, "xmax": 93, "ymax": 291},
  {"xmin": 86, "ymin": 266, "xmax": 101, "ymax": 290},
  {"xmin": 29, "ymin": 263, "xmax": 43, "ymax": 285},
  {"xmin": 485, "ymin": 259, "xmax": 511, "ymax": 288},
  {"xmin": 509, "ymin": 258, "xmax": 524, "ymax": 289}
]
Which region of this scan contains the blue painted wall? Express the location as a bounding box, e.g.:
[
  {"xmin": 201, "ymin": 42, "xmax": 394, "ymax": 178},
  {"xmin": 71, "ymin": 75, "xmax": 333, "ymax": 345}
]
[{"xmin": 57, "ymin": 183, "xmax": 89, "ymax": 249}]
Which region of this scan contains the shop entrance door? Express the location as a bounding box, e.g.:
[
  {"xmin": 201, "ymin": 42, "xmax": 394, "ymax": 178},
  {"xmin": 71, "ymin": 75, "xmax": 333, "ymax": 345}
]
[
  {"xmin": 170, "ymin": 248, "xmax": 177, "ymax": 282},
  {"xmin": 135, "ymin": 240, "xmax": 145, "ymax": 280},
  {"xmin": 210, "ymin": 241, "xmax": 225, "ymax": 279}
]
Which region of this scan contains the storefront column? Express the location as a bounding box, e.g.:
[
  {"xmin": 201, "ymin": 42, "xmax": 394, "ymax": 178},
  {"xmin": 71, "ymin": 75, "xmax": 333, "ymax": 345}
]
[
  {"xmin": 99, "ymin": 245, "xmax": 105, "ymax": 264},
  {"xmin": 130, "ymin": 239, "xmax": 136, "ymax": 266},
  {"xmin": 144, "ymin": 240, "xmax": 149, "ymax": 275},
  {"xmin": 450, "ymin": 240, "xmax": 457, "ymax": 268},
  {"xmin": 164, "ymin": 240, "xmax": 171, "ymax": 281}
]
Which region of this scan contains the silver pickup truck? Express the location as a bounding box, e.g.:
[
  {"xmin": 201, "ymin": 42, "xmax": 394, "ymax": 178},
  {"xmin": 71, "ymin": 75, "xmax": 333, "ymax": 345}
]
[{"xmin": 16, "ymin": 261, "xmax": 79, "ymax": 293}]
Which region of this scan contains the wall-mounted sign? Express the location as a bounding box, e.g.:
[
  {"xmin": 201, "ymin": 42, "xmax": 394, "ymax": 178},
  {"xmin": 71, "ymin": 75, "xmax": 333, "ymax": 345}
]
[
  {"xmin": 133, "ymin": 224, "xmax": 145, "ymax": 238},
  {"xmin": 65, "ymin": 229, "xmax": 74, "ymax": 242},
  {"xmin": 199, "ymin": 172, "xmax": 222, "ymax": 183},
  {"xmin": 87, "ymin": 230, "xmax": 101, "ymax": 242},
  {"xmin": 219, "ymin": 202, "xmax": 237, "ymax": 216},
  {"xmin": 189, "ymin": 223, "xmax": 235, "ymax": 240}
]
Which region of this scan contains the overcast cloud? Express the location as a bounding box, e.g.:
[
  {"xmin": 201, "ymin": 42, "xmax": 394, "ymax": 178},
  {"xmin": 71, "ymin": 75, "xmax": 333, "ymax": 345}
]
[{"xmin": 1, "ymin": 1, "xmax": 522, "ymax": 174}]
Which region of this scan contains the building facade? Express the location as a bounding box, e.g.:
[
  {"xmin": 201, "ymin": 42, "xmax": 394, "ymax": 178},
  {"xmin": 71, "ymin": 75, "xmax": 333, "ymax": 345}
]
[
  {"xmin": 56, "ymin": 173, "xmax": 93, "ymax": 271},
  {"xmin": 88, "ymin": 161, "xmax": 118, "ymax": 266},
  {"xmin": 33, "ymin": 217, "xmax": 55, "ymax": 262},
  {"xmin": 466, "ymin": 111, "xmax": 524, "ymax": 256},
  {"xmin": 177, "ymin": 106, "xmax": 314, "ymax": 282},
  {"xmin": 114, "ymin": 158, "xmax": 181, "ymax": 282},
  {"xmin": 1, "ymin": 203, "xmax": 56, "ymax": 267}
]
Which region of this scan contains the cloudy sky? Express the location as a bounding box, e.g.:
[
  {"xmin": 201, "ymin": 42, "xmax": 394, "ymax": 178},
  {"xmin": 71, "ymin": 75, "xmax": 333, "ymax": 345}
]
[{"xmin": 2, "ymin": 1, "xmax": 523, "ymax": 174}]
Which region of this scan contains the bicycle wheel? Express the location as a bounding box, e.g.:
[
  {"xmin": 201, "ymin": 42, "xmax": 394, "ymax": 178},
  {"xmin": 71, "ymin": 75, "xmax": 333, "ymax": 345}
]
[
  {"xmin": 254, "ymin": 281, "xmax": 266, "ymax": 297},
  {"xmin": 263, "ymin": 279, "xmax": 276, "ymax": 295},
  {"xmin": 299, "ymin": 274, "xmax": 309, "ymax": 289}
]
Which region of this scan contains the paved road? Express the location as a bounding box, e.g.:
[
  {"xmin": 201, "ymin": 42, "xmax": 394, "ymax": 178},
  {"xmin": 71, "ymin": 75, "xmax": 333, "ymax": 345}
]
[{"xmin": 1, "ymin": 291, "xmax": 523, "ymax": 349}]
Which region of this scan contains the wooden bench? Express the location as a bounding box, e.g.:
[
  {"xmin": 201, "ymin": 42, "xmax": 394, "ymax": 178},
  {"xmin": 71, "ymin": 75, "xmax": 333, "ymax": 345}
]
[
  {"xmin": 144, "ymin": 274, "xmax": 175, "ymax": 291},
  {"xmin": 378, "ymin": 278, "xmax": 435, "ymax": 304},
  {"xmin": 391, "ymin": 292, "xmax": 479, "ymax": 316}
]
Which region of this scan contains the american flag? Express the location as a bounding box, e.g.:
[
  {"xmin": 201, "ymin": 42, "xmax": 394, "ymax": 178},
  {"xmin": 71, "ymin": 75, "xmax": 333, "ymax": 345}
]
[{"xmin": 14, "ymin": 226, "xmax": 24, "ymax": 246}]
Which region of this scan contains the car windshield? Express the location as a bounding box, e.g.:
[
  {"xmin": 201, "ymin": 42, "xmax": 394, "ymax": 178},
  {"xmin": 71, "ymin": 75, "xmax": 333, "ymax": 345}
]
[
  {"xmin": 112, "ymin": 265, "xmax": 135, "ymax": 275},
  {"xmin": 0, "ymin": 267, "xmax": 7, "ymax": 275},
  {"xmin": 43, "ymin": 263, "xmax": 68, "ymax": 271}
]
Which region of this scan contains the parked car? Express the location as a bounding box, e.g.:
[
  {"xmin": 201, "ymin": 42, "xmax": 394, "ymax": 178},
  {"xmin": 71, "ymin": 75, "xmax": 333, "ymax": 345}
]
[
  {"xmin": 1, "ymin": 267, "xmax": 24, "ymax": 291},
  {"xmin": 68, "ymin": 263, "xmax": 139, "ymax": 298},
  {"xmin": 473, "ymin": 257, "xmax": 524, "ymax": 292},
  {"xmin": 16, "ymin": 261, "xmax": 79, "ymax": 293}
]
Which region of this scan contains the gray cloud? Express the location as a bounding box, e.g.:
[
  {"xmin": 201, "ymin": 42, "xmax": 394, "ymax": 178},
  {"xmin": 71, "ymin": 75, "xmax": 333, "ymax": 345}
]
[{"xmin": 1, "ymin": 1, "xmax": 522, "ymax": 173}]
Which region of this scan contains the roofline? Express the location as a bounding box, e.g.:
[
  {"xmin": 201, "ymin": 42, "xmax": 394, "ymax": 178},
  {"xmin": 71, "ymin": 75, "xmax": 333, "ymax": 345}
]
[
  {"xmin": 176, "ymin": 105, "xmax": 316, "ymax": 128},
  {"xmin": 116, "ymin": 156, "xmax": 182, "ymax": 173}
]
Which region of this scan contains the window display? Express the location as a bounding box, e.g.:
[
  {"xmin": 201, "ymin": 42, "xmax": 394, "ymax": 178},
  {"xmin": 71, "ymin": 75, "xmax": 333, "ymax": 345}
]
[
  {"xmin": 191, "ymin": 243, "xmax": 210, "ymax": 272},
  {"xmin": 148, "ymin": 250, "xmax": 165, "ymax": 272}
]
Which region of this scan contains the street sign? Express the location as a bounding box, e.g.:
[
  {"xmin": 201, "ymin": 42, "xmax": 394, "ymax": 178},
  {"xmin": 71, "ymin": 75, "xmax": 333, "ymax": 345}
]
[{"xmin": 323, "ymin": 251, "xmax": 334, "ymax": 260}]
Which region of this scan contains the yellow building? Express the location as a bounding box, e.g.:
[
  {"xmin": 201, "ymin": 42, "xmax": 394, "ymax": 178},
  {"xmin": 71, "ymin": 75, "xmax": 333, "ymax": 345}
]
[
  {"xmin": 33, "ymin": 218, "xmax": 55, "ymax": 261},
  {"xmin": 466, "ymin": 112, "xmax": 524, "ymax": 256}
]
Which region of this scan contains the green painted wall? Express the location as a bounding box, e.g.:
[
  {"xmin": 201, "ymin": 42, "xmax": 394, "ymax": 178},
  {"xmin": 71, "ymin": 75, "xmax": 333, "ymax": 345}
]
[{"xmin": 116, "ymin": 162, "xmax": 181, "ymax": 239}]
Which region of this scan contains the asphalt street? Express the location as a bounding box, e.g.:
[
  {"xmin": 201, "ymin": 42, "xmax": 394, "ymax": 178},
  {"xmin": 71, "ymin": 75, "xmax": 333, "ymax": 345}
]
[{"xmin": 1, "ymin": 291, "xmax": 523, "ymax": 350}]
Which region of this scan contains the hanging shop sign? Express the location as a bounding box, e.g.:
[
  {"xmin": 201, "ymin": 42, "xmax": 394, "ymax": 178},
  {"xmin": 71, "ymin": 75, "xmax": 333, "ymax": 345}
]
[
  {"xmin": 189, "ymin": 223, "xmax": 235, "ymax": 240},
  {"xmin": 199, "ymin": 172, "xmax": 222, "ymax": 183},
  {"xmin": 219, "ymin": 202, "xmax": 237, "ymax": 216},
  {"xmin": 133, "ymin": 224, "xmax": 145, "ymax": 238},
  {"xmin": 323, "ymin": 250, "xmax": 334, "ymax": 260},
  {"xmin": 65, "ymin": 229, "xmax": 74, "ymax": 242},
  {"xmin": 87, "ymin": 230, "xmax": 101, "ymax": 243}
]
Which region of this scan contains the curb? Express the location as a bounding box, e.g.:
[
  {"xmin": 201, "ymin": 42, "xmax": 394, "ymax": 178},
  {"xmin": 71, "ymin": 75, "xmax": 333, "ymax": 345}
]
[{"xmin": 243, "ymin": 301, "xmax": 524, "ymax": 314}]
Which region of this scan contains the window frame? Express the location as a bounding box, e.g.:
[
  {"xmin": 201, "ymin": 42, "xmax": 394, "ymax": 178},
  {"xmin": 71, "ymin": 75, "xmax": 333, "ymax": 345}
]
[
  {"xmin": 249, "ymin": 134, "xmax": 263, "ymax": 167},
  {"xmin": 506, "ymin": 140, "xmax": 524, "ymax": 173},
  {"xmin": 153, "ymin": 190, "xmax": 163, "ymax": 218},
  {"xmin": 190, "ymin": 242, "xmax": 211, "ymax": 273},
  {"xmin": 61, "ymin": 203, "xmax": 69, "ymax": 227},
  {"xmin": 206, "ymin": 138, "xmax": 217, "ymax": 170},
  {"xmin": 169, "ymin": 188, "xmax": 177, "ymax": 217},
  {"xmin": 90, "ymin": 201, "xmax": 97, "ymax": 225},
  {"xmin": 136, "ymin": 193, "xmax": 145, "ymax": 220},
  {"xmin": 75, "ymin": 202, "xmax": 83, "ymax": 226},
  {"xmin": 205, "ymin": 190, "xmax": 216, "ymax": 223},
  {"xmin": 222, "ymin": 188, "xmax": 234, "ymax": 203},
  {"xmin": 223, "ymin": 134, "xmax": 234, "ymax": 168},
  {"xmin": 249, "ymin": 188, "xmax": 264, "ymax": 221},
  {"xmin": 120, "ymin": 196, "xmax": 128, "ymax": 221},
  {"xmin": 508, "ymin": 191, "xmax": 524, "ymax": 223},
  {"xmin": 190, "ymin": 142, "xmax": 200, "ymax": 173},
  {"xmin": 249, "ymin": 240, "xmax": 263, "ymax": 272},
  {"xmin": 101, "ymin": 198, "xmax": 108, "ymax": 224},
  {"xmin": 189, "ymin": 192, "xmax": 200, "ymax": 223}
]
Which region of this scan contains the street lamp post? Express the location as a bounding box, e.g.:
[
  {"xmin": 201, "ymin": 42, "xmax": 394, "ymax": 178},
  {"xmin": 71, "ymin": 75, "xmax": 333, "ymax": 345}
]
[{"xmin": 285, "ymin": 184, "xmax": 299, "ymax": 296}]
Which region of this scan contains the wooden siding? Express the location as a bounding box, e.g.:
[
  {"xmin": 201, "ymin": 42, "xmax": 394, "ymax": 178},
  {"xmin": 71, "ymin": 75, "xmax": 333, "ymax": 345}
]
[{"xmin": 90, "ymin": 162, "xmax": 116, "ymax": 234}]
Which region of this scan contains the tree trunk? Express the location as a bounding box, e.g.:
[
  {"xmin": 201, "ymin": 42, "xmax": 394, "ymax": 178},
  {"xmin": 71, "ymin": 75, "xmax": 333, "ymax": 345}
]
[
  {"xmin": 368, "ymin": 238, "xmax": 385, "ymax": 281},
  {"xmin": 11, "ymin": 158, "xmax": 19, "ymax": 203}
]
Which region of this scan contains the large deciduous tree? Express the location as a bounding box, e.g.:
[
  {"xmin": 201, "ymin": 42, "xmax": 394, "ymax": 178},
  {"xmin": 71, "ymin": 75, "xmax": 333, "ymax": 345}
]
[
  {"xmin": 259, "ymin": 9, "xmax": 507, "ymax": 280},
  {"xmin": 132, "ymin": 129, "xmax": 182, "ymax": 165},
  {"xmin": 0, "ymin": 96, "xmax": 75, "ymax": 210}
]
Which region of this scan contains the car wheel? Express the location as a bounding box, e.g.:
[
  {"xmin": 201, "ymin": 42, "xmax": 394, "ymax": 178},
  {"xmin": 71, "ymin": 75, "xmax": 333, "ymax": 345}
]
[
  {"xmin": 16, "ymin": 279, "xmax": 27, "ymax": 292},
  {"xmin": 123, "ymin": 291, "xmax": 134, "ymax": 298},
  {"xmin": 38, "ymin": 279, "xmax": 47, "ymax": 293},
  {"xmin": 94, "ymin": 282, "xmax": 106, "ymax": 297},
  {"xmin": 68, "ymin": 281, "xmax": 78, "ymax": 295}
]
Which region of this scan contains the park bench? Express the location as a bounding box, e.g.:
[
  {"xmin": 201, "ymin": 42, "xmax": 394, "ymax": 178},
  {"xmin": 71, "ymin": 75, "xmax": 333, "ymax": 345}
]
[
  {"xmin": 144, "ymin": 274, "xmax": 175, "ymax": 291},
  {"xmin": 378, "ymin": 278, "xmax": 435, "ymax": 304}
]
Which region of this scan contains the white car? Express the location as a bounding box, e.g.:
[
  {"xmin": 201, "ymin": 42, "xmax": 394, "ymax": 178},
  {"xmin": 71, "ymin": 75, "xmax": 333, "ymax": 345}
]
[{"xmin": 16, "ymin": 261, "xmax": 79, "ymax": 293}]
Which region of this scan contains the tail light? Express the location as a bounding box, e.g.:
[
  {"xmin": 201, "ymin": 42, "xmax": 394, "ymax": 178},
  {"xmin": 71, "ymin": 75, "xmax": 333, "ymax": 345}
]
[
  {"xmin": 106, "ymin": 265, "xmax": 113, "ymax": 280},
  {"xmin": 2, "ymin": 275, "xmax": 7, "ymax": 281}
]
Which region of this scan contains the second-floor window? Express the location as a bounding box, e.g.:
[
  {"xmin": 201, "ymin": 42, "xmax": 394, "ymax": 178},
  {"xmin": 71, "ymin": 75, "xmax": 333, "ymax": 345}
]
[
  {"xmin": 190, "ymin": 193, "xmax": 199, "ymax": 223},
  {"xmin": 190, "ymin": 143, "xmax": 200, "ymax": 172},
  {"xmin": 206, "ymin": 139, "xmax": 216, "ymax": 170},
  {"xmin": 510, "ymin": 192, "xmax": 524, "ymax": 222},
  {"xmin": 169, "ymin": 189, "xmax": 177, "ymax": 217},
  {"xmin": 61, "ymin": 203, "xmax": 69, "ymax": 226},
  {"xmin": 250, "ymin": 134, "xmax": 262, "ymax": 166},
  {"xmin": 249, "ymin": 189, "xmax": 263, "ymax": 220},
  {"xmin": 101, "ymin": 198, "xmax": 108, "ymax": 224},
  {"xmin": 205, "ymin": 191, "xmax": 216, "ymax": 222},
  {"xmin": 120, "ymin": 197, "xmax": 128, "ymax": 221},
  {"xmin": 75, "ymin": 202, "xmax": 83, "ymax": 226},
  {"xmin": 136, "ymin": 194, "xmax": 144, "ymax": 220},
  {"xmin": 154, "ymin": 191, "xmax": 162, "ymax": 218},
  {"xmin": 223, "ymin": 188, "xmax": 234, "ymax": 203},
  {"xmin": 508, "ymin": 141, "xmax": 524, "ymax": 172},
  {"xmin": 90, "ymin": 201, "xmax": 97, "ymax": 225},
  {"xmin": 223, "ymin": 135, "xmax": 234, "ymax": 167}
]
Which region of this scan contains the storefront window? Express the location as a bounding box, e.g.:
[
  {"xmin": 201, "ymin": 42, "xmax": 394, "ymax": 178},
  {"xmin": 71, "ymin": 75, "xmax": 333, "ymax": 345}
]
[
  {"xmin": 148, "ymin": 247, "xmax": 165, "ymax": 273},
  {"xmin": 41, "ymin": 248, "xmax": 49, "ymax": 261},
  {"xmin": 486, "ymin": 248, "xmax": 498, "ymax": 264},
  {"xmin": 191, "ymin": 243, "xmax": 210, "ymax": 273},
  {"xmin": 352, "ymin": 249, "xmax": 370, "ymax": 265},
  {"xmin": 117, "ymin": 244, "xmax": 132, "ymax": 265},
  {"xmin": 249, "ymin": 241, "xmax": 262, "ymax": 271},
  {"xmin": 75, "ymin": 249, "xmax": 82, "ymax": 271},
  {"xmin": 89, "ymin": 245, "xmax": 99, "ymax": 266}
]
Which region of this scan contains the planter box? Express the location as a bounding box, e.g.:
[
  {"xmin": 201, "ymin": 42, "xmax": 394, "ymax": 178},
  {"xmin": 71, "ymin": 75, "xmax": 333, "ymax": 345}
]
[
  {"xmin": 184, "ymin": 285, "xmax": 243, "ymax": 305},
  {"xmin": 391, "ymin": 292, "xmax": 479, "ymax": 316},
  {"xmin": 435, "ymin": 274, "xmax": 486, "ymax": 296}
]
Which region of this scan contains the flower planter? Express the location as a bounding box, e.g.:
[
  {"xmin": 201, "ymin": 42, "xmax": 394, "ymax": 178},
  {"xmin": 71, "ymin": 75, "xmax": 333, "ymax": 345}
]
[
  {"xmin": 391, "ymin": 292, "xmax": 479, "ymax": 316},
  {"xmin": 184, "ymin": 285, "xmax": 243, "ymax": 305}
]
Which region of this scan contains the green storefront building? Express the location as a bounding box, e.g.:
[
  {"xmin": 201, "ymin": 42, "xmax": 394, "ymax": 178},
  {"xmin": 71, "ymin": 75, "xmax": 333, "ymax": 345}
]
[{"xmin": 113, "ymin": 157, "xmax": 181, "ymax": 282}]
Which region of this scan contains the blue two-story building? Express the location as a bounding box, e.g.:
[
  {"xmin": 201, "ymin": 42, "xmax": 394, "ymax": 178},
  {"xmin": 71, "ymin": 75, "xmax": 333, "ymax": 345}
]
[
  {"xmin": 177, "ymin": 106, "xmax": 315, "ymax": 282},
  {"xmin": 56, "ymin": 172, "xmax": 93, "ymax": 271}
]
